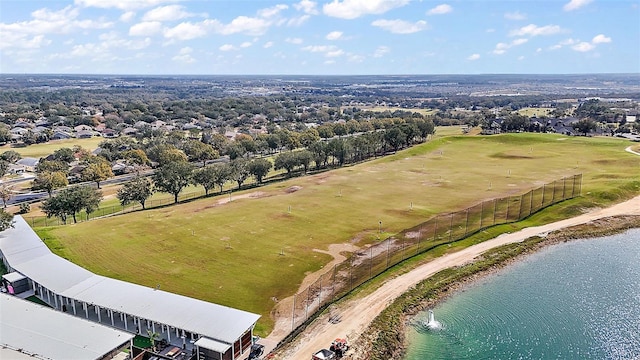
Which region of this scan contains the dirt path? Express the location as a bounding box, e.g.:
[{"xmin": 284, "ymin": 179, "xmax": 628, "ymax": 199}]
[{"xmin": 269, "ymin": 195, "xmax": 640, "ymax": 359}]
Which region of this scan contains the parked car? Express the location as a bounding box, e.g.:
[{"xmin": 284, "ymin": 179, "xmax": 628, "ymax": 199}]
[{"xmin": 248, "ymin": 343, "xmax": 265, "ymax": 359}]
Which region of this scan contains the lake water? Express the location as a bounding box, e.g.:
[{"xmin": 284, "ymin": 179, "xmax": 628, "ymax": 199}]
[{"xmin": 404, "ymin": 229, "xmax": 640, "ymax": 360}]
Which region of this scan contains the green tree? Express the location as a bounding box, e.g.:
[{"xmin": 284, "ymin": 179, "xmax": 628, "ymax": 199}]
[
  {"xmin": 0, "ymin": 160, "xmax": 8, "ymax": 178},
  {"xmin": 383, "ymin": 127, "xmax": 407, "ymax": 152},
  {"xmin": 33, "ymin": 171, "xmax": 68, "ymax": 197},
  {"xmin": 247, "ymin": 158, "xmax": 272, "ymax": 184},
  {"xmin": 0, "ymin": 209, "xmax": 13, "ymax": 230},
  {"xmin": 152, "ymin": 161, "xmax": 194, "ymax": 203},
  {"xmin": 274, "ymin": 151, "xmax": 298, "ymax": 176},
  {"xmin": 42, "ymin": 185, "xmax": 102, "ymax": 224},
  {"xmin": 0, "ymin": 184, "xmax": 11, "ymax": 208},
  {"xmin": 193, "ymin": 166, "xmax": 220, "ymax": 195},
  {"xmin": 0, "ymin": 150, "xmax": 21, "ymax": 163},
  {"xmin": 51, "ymin": 147, "xmax": 75, "ymax": 163},
  {"xmin": 183, "ymin": 140, "xmax": 219, "ymax": 166},
  {"xmin": 230, "ymin": 158, "xmax": 250, "ymax": 189},
  {"xmin": 295, "ymin": 150, "xmax": 313, "ymax": 173},
  {"xmin": 81, "ymin": 157, "xmax": 114, "ymax": 188},
  {"xmin": 309, "ymin": 141, "xmax": 329, "ymax": 169},
  {"xmin": 117, "ymin": 176, "xmax": 153, "ymax": 209},
  {"xmin": 146, "ymin": 144, "xmax": 187, "ymax": 166},
  {"xmin": 36, "ymin": 160, "xmax": 69, "ymax": 174},
  {"xmin": 573, "ymin": 119, "xmax": 597, "ymax": 136},
  {"xmin": 0, "ymin": 124, "xmax": 11, "ymax": 144}
]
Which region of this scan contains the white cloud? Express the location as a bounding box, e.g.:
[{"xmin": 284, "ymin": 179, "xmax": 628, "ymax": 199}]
[
  {"xmin": 550, "ymin": 38, "xmax": 576, "ymax": 50},
  {"xmin": 263, "ymin": 41, "xmax": 274, "ymax": 48},
  {"xmin": 511, "ymin": 38, "xmax": 528, "ymax": 46},
  {"xmin": 486, "ymin": 28, "xmax": 495, "ymax": 33},
  {"xmin": 324, "ymin": 59, "xmax": 336, "ymax": 65},
  {"xmin": 326, "ymin": 31, "xmax": 343, "ymax": 40},
  {"xmin": 219, "ymin": 16, "xmax": 270, "ymax": 36},
  {"xmin": 563, "ymin": 0, "xmax": 593, "ymax": 11},
  {"xmin": 142, "ymin": 5, "xmax": 196, "ymax": 22},
  {"xmin": 163, "ymin": 21, "xmax": 210, "ymax": 40},
  {"xmin": 518, "ymin": 55, "xmax": 525, "ymax": 60},
  {"xmin": 286, "ymin": 37, "xmax": 303, "ymax": 44},
  {"xmin": 592, "ymin": 34, "xmax": 612, "ymax": 44},
  {"xmin": 172, "ymin": 47, "xmax": 195, "ymax": 63},
  {"xmin": 467, "ymin": 53, "xmax": 480, "ymax": 61},
  {"xmin": 373, "ymin": 45, "xmax": 390, "ymax": 57},
  {"xmin": 492, "ymin": 38, "xmax": 528, "ymax": 55},
  {"xmin": 287, "ymin": 15, "xmax": 310, "ymax": 26},
  {"xmin": 0, "ymin": 34, "xmax": 50, "ymax": 50},
  {"xmin": 240, "ymin": 41, "xmax": 252, "ymax": 48},
  {"xmin": 259, "ymin": 4, "xmax": 288, "ymax": 18},
  {"xmin": 120, "ymin": 11, "xmax": 136, "ymax": 22},
  {"xmin": 75, "ymin": 0, "xmax": 180, "ymax": 11},
  {"xmin": 371, "ymin": 19, "xmax": 427, "ymax": 34},
  {"xmin": 504, "ymin": 11, "xmax": 526, "ymax": 20},
  {"xmin": 68, "ymin": 33, "xmax": 151, "ymax": 58},
  {"xmin": 219, "ymin": 44, "xmax": 236, "ymax": 51},
  {"xmin": 348, "ymin": 54, "xmax": 365, "ymax": 62},
  {"xmin": 294, "ymin": 0, "xmax": 319, "ymax": 15},
  {"xmin": 509, "ymin": 24, "xmax": 563, "ymax": 37},
  {"xmin": 427, "ymin": 4, "xmax": 452, "ymax": 15},
  {"xmin": 0, "ymin": 5, "xmax": 114, "ymax": 50},
  {"xmin": 323, "ymin": 0, "xmax": 410, "ymax": 19},
  {"xmin": 302, "ymin": 45, "xmax": 336, "ymax": 52},
  {"xmin": 572, "ymin": 41, "xmax": 595, "ymax": 52},
  {"xmin": 129, "ymin": 21, "xmax": 162, "ymax": 36},
  {"xmin": 301, "ymin": 44, "xmax": 345, "ymax": 58}
]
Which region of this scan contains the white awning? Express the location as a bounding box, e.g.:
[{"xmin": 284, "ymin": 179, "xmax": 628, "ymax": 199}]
[
  {"xmin": 194, "ymin": 337, "xmax": 232, "ymax": 353},
  {"xmin": 2, "ymin": 271, "xmax": 26, "ymax": 283}
]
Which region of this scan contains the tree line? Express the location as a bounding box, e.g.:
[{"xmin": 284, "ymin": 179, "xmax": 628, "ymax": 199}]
[{"xmin": 38, "ymin": 120, "xmax": 434, "ymax": 224}]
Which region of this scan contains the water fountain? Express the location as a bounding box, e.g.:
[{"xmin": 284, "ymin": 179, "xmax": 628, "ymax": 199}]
[{"xmin": 425, "ymin": 309, "xmax": 442, "ymax": 330}]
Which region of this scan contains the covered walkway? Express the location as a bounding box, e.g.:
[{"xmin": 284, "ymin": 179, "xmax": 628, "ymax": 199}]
[{"xmin": 0, "ymin": 216, "xmax": 260, "ymax": 360}]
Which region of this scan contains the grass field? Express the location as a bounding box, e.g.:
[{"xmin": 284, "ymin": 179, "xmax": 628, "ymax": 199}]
[
  {"xmin": 0, "ymin": 137, "xmax": 105, "ymax": 158},
  {"xmin": 517, "ymin": 107, "xmax": 554, "ymax": 117},
  {"xmin": 36, "ymin": 133, "xmax": 640, "ymax": 335},
  {"xmin": 355, "ymin": 106, "xmax": 437, "ymax": 116}
]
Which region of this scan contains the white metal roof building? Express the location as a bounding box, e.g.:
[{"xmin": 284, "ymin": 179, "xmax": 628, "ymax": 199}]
[
  {"xmin": 0, "ymin": 216, "xmax": 260, "ymax": 360},
  {"xmin": 0, "ymin": 293, "xmax": 133, "ymax": 360}
]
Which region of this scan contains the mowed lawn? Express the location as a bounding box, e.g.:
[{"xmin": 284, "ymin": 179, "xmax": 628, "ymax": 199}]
[
  {"xmin": 1, "ymin": 137, "xmax": 104, "ymax": 158},
  {"xmin": 39, "ymin": 133, "xmax": 640, "ymax": 335}
]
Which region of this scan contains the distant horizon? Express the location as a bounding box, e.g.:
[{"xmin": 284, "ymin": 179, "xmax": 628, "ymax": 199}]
[
  {"xmin": 2, "ymin": 1, "xmax": 638, "ymax": 75},
  {"xmin": 1, "ymin": 72, "xmax": 639, "ymax": 77}
]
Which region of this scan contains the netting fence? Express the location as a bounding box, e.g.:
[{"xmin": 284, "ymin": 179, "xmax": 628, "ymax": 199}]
[{"xmin": 288, "ymin": 174, "xmax": 582, "ymax": 332}]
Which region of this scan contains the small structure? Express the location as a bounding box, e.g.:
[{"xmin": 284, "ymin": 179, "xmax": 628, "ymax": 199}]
[
  {"xmin": 0, "ymin": 293, "xmax": 134, "ymax": 360},
  {"xmin": 2, "ymin": 271, "xmax": 29, "ymax": 295}
]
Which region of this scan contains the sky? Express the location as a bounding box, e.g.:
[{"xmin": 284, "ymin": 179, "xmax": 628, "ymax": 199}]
[{"xmin": 1, "ymin": 0, "xmax": 639, "ymax": 75}]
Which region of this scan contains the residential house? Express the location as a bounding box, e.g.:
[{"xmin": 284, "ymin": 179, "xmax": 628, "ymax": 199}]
[{"xmin": 16, "ymin": 157, "xmax": 39, "ymax": 172}]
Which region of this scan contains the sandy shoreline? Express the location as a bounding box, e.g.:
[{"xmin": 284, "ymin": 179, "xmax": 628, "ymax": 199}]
[{"xmin": 267, "ymin": 195, "xmax": 640, "ymax": 359}]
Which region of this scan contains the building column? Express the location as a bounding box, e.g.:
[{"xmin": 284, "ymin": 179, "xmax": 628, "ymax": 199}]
[
  {"xmin": 53, "ymin": 293, "xmax": 58, "ymax": 309},
  {"xmin": 97, "ymin": 306, "xmax": 102, "ymax": 322},
  {"xmin": 124, "ymin": 314, "xmax": 128, "ymax": 331},
  {"xmin": 84, "ymin": 302, "xmax": 89, "ymax": 318},
  {"xmin": 72, "ymin": 299, "xmax": 77, "ymax": 315},
  {"xmin": 110, "ymin": 309, "xmax": 115, "ymax": 326}
]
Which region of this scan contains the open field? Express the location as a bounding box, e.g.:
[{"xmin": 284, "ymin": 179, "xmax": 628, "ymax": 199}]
[
  {"xmin": 354, "ymin": 106, "xmax": 437, "ymax": 116},
  {"xmin": 38, "ymin": 133, "xmax": 640, "ymax": 335},
  {"xmin": 517, "ymin": 107, "xmax": 555, "ymax": 117},
  {"xmin": 0, "ymin": 137, "xmax": 104, "ymax": 158}
]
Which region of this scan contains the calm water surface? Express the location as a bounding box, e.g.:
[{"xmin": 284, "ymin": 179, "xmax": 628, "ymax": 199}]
[{"xmin": 404, "ymin": 229, "xmax": 640, "ymax": 360}]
